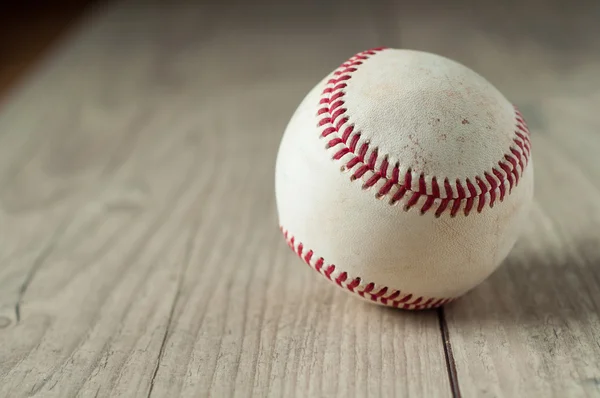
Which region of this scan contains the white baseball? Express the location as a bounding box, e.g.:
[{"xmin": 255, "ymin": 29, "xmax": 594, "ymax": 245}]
[{"xmin": 275, "ymin": 48, "xmax": 533, "ymax": 310}]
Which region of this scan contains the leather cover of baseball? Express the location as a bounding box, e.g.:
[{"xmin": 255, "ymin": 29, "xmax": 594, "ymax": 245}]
[{"xmin": 275, "ymin": 48, "xmax": 534, "ymax": 310}]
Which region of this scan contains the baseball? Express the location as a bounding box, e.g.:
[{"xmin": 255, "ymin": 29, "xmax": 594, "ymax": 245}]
[{"xmin": 275, "ymin": 48, "xmax": 534, "ymax": 310}]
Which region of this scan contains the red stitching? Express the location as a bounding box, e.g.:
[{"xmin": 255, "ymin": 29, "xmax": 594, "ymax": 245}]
[
  {"xmin": 421, "ymin": 196, "xmax": 435, "ymax": 214},
  {"xmin": 431, "ymin": 177, "xmax": 440, "ymax": 197},
  {"xmin": 281, "ymin": 227, "xmax": 453, "ymax": 309},
  {"xmin": 405, "ymin": 191, "xmax": 421, "ymax": 210},
  {"xmin": 347, "ymin": 278, "xmax": 361, "ymax": 291},
  {"xmin": 317, "ymin": 47, "xmax": 532, "ymax": 216},
  {"xmin": 436, "ymin": 198, "xmax": 450, "ymax": 217},
  {"xmin": 336, "ymin": 272, "xmax": 347, "ymax": 286},
  {"xmin": 391, "ymin": 185, "xmax": 407, "ymax": 204}
]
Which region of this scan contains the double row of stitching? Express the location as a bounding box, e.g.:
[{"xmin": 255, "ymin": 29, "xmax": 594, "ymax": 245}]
[
  {"xmin": 281, "ymin": 227, "xmax": 453, "ymax": 309},
  {"xmin": 316, "ymin": 47, "xmax": 532, "ymax": 217}
]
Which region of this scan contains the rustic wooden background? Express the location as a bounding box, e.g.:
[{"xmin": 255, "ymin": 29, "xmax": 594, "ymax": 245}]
[{"xmin": 1, "ymin": 0, "xmax": 599, "ymax": 397}]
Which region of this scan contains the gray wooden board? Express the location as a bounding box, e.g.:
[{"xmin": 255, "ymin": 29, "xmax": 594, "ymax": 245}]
[{"xmin": 0, "ymin": 1, "xmax": 450, "ymax": 397}]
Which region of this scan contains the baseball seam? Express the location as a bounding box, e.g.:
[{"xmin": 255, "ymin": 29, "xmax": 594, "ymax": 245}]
[
  {"xmin": 317, "ymin": 47, "xmax": 532, "ymax": 217},
  {"xmin": 281, "ymin": 227, "xmax": 454, "ymax": 309}
]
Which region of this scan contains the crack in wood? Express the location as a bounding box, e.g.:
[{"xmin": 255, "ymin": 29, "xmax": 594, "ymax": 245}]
[
  {"xmin": 15, "ymin": 219, "xmax": 71, "ymax": 323},
  {"xmin": 147, "ymin": 212, "xmax": 201, "ymax": 398}
]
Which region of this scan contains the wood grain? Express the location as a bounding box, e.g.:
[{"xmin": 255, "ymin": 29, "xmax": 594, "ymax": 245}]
[{"xmin": 0, "ymin": 1, "xmax": 451, "ymax": 397}]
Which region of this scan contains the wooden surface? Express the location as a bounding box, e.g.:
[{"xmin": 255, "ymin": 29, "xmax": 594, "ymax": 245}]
[
  {"xmin": 0, "ymin": 0, "xmax": 96, "ymax": 99},
  {"xmin": 0, "ymin": 0, "xmax": 599, "ymax": 397}
]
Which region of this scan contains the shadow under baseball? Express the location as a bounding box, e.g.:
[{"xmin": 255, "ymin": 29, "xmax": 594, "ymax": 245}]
[{"xmin": 444, "ymin": 232, "xmax": 600, "ymax": 323}]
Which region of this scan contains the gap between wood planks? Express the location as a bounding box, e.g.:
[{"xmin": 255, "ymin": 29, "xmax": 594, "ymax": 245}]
[
  {"xmin": 438, "ymin": 307, "xmax": 462, "ymax": 398},
  {"xmin": 367, "ymin": 2, "xmax": 464, "ymax": 396}
]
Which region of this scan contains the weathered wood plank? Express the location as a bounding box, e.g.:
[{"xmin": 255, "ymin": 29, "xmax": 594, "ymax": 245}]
[{"xmin": 0, "ymin": 1, "xmax": 451, "ymax": 397}]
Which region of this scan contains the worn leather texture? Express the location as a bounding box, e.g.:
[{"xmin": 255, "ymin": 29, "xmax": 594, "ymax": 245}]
[{"xmin": 275, "ymin": 49, "xmax": 534, "ymax": 301}]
